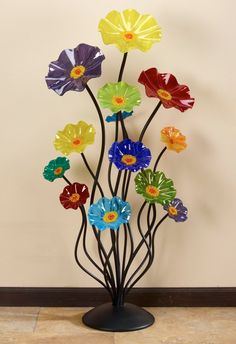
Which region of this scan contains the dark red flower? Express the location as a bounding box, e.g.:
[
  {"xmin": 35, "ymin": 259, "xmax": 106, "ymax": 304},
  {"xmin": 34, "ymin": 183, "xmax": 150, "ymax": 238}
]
[
  {"xmin": 60, "ymin": 182, "xmax": 89, "ymax": 209},
  {"xmin": 138, "ymin": 68, "xmax": 194, "ymax": 112}
]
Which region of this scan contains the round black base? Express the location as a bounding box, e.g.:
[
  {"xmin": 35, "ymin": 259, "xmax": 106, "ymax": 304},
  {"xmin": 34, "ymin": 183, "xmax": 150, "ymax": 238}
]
[{"xmin": 82, "ymin": 302, "xmax": 155, "ymax": 332}]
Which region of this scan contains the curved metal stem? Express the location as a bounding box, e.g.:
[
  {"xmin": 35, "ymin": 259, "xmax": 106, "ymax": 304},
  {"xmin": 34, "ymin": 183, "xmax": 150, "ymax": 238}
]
[
  {"xmin": 153, "ymin": 147, "xmax": 167, "ymax": 172},
  {"xmin": 81, "ymin": 153, "xmax": 104, "ymax": 197},
  {"xmin": 118, "ymin": 53, "xmax": 128, "ymax": 82},
  {"xmin": 139, "ymin": 101, "xmax": 162, "ymax": 142},
  {"xmin": 85, "ymin": 84, "xmax": 105, "ymax": 205}
]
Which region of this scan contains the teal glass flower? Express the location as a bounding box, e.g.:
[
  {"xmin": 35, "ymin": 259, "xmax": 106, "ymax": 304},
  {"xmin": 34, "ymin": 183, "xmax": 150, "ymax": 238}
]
[
  {"xmin": 43, "ymin": 157, "xmax": 70, "ymax": 182},
  {"xmin": 105, "ymin": 111, "xmax": 133, "ymax": 123},
  {"xmin": 88, "ymin": 196, "xmax": 131, "ymax": 231},
  {"xmin": 135, "ymin": 169, "xmax": 176, "ymax": 205}
]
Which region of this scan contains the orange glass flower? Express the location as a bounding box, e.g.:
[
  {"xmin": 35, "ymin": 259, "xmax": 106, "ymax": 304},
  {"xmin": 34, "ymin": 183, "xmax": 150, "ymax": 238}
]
[{"xmin": 161, "ymin": 127, "xmax": 187, "ymax": 153}]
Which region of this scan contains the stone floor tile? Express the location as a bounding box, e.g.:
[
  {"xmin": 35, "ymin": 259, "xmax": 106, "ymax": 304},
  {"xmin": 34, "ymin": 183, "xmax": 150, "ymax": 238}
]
[{"xmin": 0, "ymin": 307, "xmax": 39, "ymax": 334}]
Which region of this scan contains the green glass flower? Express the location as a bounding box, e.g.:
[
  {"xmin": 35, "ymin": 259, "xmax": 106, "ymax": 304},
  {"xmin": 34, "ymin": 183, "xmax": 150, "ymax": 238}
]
[
  {"xmin": 135, "ymin": 169, "xmax": 176, "ymax": 205},
  {"xmin": 97, "ymin": 81, "xmax": 141, "ymax": 112},
  {"xmin": 43, "ymin": 157, "xmax": 70, "ymax": 182}
]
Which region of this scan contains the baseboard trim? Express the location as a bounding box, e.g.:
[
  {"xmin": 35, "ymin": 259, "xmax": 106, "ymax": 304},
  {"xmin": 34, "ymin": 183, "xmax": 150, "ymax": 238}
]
[{"xmin": 0, "ymin": 287, "xmax": 235, "ymax": 307}]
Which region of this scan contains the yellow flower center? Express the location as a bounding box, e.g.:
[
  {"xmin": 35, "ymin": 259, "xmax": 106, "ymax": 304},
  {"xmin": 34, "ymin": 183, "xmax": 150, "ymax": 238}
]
[
  {"xmin": 54, "ymin": 167, "xmax": 63, "ymax": 175},
  {"xmin": 112, "ymin": 96, "xmax": 125, "ymax": 106},
  {"xmin": 168, "ymin": 207, "xmax": 178, "ymax": 216},
  {"xmin": 121, "ymin": 154, "xmax": 137, "ymax": 165},
  {"xmin": 70, "ymin": 65, "xmax": 86, "ymax": 79},
  {"xmin": 146, "ymin": 185, "xmax": 160, "ymax": 197},
  {"xmin": 69, "ymin": 193, "xmax": 80, "ymax": 203},
  {"xmin": 123, "ymin": 31, "xmax": 135, "ymax": 41},
  {"xmin": 103, "ymin": 211, "xmax": 119, "ymax": 223},
  {"xmin": 157, "ymin": 89, "xmax": 172, "ymax": 101},
  {"xmin": 72, "ymin": 138, "xmax": 81, "ymax": 146}
]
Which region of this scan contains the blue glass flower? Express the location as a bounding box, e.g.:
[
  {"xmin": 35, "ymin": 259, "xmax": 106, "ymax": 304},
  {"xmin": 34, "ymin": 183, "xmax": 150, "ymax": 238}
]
[
  {"xmin": 105, "ymin": 111, "xmax": 133, "ymax": 123},
  {"xmin": 43, "ymin": 157, "xmax": 70, "ymax": 182},
  {"xmin": 108, "ymin": 139, "xmax": 151, "ymax": 172},
  {"xmin": 45, "ymin": 43, "xmax": 105, "ymax": 96},
  {"xmin": 163, "ymin": 198, "xmax": 188, "ymax": 222},
  {"xmin": 88, "ymin": 196, "xmax": 131, "ymax": 231}
]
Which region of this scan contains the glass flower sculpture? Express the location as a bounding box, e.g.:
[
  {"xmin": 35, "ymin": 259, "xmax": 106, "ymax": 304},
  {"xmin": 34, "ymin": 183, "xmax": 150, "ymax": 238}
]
[
  {"xmin": 109, "ymin": 139, "xmax": 151, "ymax": 172},
  {"xmin": 43, "ymin": 8, "xmax": 194, "ymax": 332},
  {"xmin": 45, "ymin": 43, "xmax": 105, "ymax": 95},
  {"xmin": 54, "ymin": 121, "xmax": 96, "ymax": 155},
  {"xmin": 88, "ymin": 196, "xmax": 131, "ymax": 230},
  {"xmin": 99, "ymin": 9, "xmax": 161, "ymax": 53},
  {"xmin": 138, "ymin": 68, "xmax": 195, "ymax": 112},
  {"xmin": 60, "ymin": 182, "xmax": 89, "ymax": 209},
  {"xmin": 43, "ymin": 157, "xmax": 70, "ymax": 182},
  {"xmin": 98, "ymin": 82, "xmax": 141, "ymax": 112},
  {"xmin": 135, "ymin": 169, "xmax": 176, "ymax": 205},
  {"xmin": 161, "ymin": 127, "xmax": 187, "ymax": 153},
  {"xmin": 163, "ymin": 198, "xmax": 188, "ymax": 222}
]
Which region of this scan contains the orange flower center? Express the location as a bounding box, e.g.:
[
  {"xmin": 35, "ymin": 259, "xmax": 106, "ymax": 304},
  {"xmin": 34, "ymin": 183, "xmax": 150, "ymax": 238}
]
[
  {"xmin": 70, "ymin": 65, "xmax": 86, "ymax": 79},
  {"xmin": 123, "ymin": 31, "xmax": 135, "ymax": 41},
  {"xmin": 72, "ymin": 138, "xmax": 81, "ymax": 146},
  {"xmin": 103, "ymin": 211, "xmax": 119, "ymax": 223},
  {"xmin": 168, "ymin": 207, "xmax": 178, "ymax": 216},
  {"xmin": 157, "ymin": 89, "xmax": 172, "ymax": 101},
  {"xmin": 69, "ymin": 193, "xmax": 80, "ymax": 203},
  {"xmin": 54, "ymin": 167, "xmax": 63, "ymax": 175},
  {"xmin": 121, "ymin": 154, "xmax": 137, "ymax": 165},
  {"xmin": 146, "ymin": 185, "xmax": 160, "ymax": 197},
  {"xmin": 112, "ymin": 96, "xmax": 125, "ymax": 106}
]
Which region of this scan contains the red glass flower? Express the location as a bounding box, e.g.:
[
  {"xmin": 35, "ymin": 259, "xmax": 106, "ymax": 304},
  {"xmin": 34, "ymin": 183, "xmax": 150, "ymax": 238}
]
[
  {"xmin": 60, "ymin": 182, "xmax": 89, "ymax": 210},
  {"xmin": 138, "ymin": 68, "xmax": 194, "ymax": 112}
]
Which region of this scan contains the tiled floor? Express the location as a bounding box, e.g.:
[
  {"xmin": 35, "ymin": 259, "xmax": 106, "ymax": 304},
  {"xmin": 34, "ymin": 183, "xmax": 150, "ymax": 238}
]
[{"xmin": 0, "ymin": 307, "xmax": 236, "ymax": 344}]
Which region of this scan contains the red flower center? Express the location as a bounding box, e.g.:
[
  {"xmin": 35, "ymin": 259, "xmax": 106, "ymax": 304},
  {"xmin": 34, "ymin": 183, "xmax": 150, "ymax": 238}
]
[
  {"xmin": 121, "ymin": 154, "xmax": 137, "ymax": 165},
  {"xmin": 112, "ymin": 96, "xmax": 125, "ymax": 106},
  {"xmin": 54, "ymin": 167, "xmax": 63, "ymax": 175},
  {"xmin": 146, "ymin": 185, "xmax": 160, "ymax": 197},
  {"xmin": 70, "ymin": 65, "xmax": 86, "ymax": 79},
  {"xmin": 72, "ymin": 139, "xmax": 81, "ymax": 145},
  {"xmin": 103, "ymin": 211, "xmax": 119, "ymax": 223},
  {"xmin": 123, "ymin": 31, "xmax": 135, "ymax": 41}
]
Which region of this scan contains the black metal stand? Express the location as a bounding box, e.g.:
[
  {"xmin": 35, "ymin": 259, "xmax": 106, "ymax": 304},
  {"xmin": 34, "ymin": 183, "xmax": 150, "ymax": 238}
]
[
  {"xmin": 63, "ymin": 53, "xmax": 168, "ymax": 332},
  {"xmin": 82, "ymin": 302, "xmax": 155, "ymax": 332}
]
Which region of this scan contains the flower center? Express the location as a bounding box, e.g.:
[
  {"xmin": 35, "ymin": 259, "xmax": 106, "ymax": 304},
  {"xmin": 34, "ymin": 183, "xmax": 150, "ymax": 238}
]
[
  {"xmin": 123, "ymin": 31, "xmax": 135, "ymax": 41},
  {"xmin": 70, "ymin": 65, "xmax": 86, "ymax": 79},
  {"xmin": 157, "ymin": 89, "xmax": 172, "ymax": 101},
  {"xmin": 54, "ymin": 167, "xmax": 63, "ymax": 175},
  {"xmin": 69, "ymin": 193, "xmax": 80, "ymax": 203},
  {"xmin": 72, "ymin": 138, "xmax": 81, "ymax": 146},
  {"xmin": 112, "ymin": 96, "xmax": 125, "ymax": 106},
  {"xmin": 146, "ymin": 185, "xmax": 160, "ymax": 197},
  {"xmin": 103, "ymin": 211, "xmax": 119, "ymax": 223},
  {"xmin": 121, "ymin": 154, "xmax": 137, "ymax": 165},
  {"xmin": 168, "ymin": 207, "xmax": 178, "ymax": 216}
]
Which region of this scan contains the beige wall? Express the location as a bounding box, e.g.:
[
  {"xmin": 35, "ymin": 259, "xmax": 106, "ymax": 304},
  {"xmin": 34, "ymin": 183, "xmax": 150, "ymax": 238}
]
[{"xmin": 0, "ymin": 0, "xmax": 235, "ymax": 287}]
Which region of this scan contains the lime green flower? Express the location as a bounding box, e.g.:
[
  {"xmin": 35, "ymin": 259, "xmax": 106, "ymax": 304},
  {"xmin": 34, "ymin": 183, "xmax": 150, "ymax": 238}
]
[
  {"xmin": 97, "ymin": 81, "xmax": 141, "ymax": 113},
  {"xmin": 135, "ymin": 169, "xmax": 176, "ymax": 205}
]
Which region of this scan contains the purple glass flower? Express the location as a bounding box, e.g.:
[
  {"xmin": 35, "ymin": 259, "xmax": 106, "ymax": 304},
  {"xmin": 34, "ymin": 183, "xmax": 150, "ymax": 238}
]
[
  {"xmin": 108, "ymin": 138, "xmax": 151, "ymax": 172},
  {"xmin": 163, "ymin": 198, "xmax": 188, "ymax": 222},
  {"xmin": 45, "ymin": 43, "xmax": 105, "ymax": 96}
]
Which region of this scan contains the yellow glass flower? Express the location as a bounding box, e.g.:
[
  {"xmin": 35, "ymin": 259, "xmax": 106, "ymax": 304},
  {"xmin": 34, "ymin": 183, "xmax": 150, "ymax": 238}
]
[
  {"xmin": 98, "ymin": 9, "xmax": 162, "ymax": 53},
  {"xmin": 161, "ymin": 127, "xmax": 187, "ymax": 153},
  {"xmin": 54, "ymin": 121, "xmax": 96, "ymax": 155}
]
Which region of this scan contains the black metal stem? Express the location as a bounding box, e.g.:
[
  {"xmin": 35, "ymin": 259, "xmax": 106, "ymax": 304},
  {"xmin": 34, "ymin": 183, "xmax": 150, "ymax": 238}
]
[
  {"xmin": 125, "ymin": 214, "xmax": 168, "ymax": 295},
  {"xmin": 118, "ymin": 53, "xmax": 128, "ymax": 82},
  {"xmin": 74, "ymin": 206, "xmax": 111, "ymax": 292},
  {"xmin": 139, "ymin": 101, "xmax": 162, "ymax": 142},
  {"xmin": 81, "ymin": 153, "xmax": 104, "ymax": 197},
  {"xmin": 62, "ymin": 175, "xmax": 72, "ymax": 185},
  {"xmin": 153, "ymin": 147, "xmax": 167, "ymax": 172},
  {"xmin": 85, "ymin": 84, "xmax": 105, "ymax": 205}
]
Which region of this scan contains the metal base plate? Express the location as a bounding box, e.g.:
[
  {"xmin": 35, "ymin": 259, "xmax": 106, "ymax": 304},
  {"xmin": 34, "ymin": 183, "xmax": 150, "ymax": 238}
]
[{"xmin": 82, "ymin": 302, "xmax": 155, "ymax": 332}]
